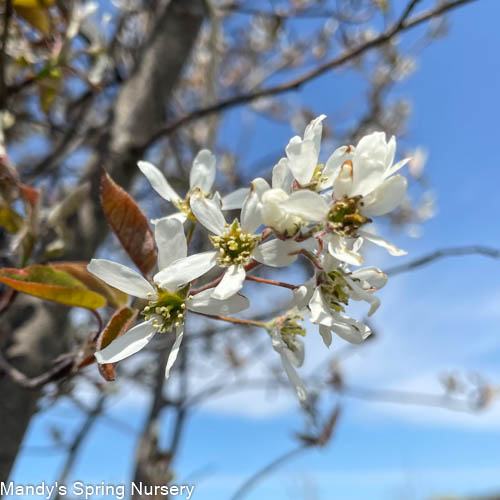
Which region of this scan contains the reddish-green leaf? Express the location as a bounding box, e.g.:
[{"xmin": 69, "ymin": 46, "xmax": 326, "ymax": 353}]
[
  {"xmin": 0, "ymin": 265, "xmax": 106, "ymax": 309},
  {"xmin": 96, "ymin": 307, "xmax": 138, "ymax": 381},
  {"xmin": 100, "ymin": 171, "xmax": 157, "ymax": 275},
  {"xmin": 0, "ymin": 202, "xmax": 23, "ymax": 233},
  {"xmin": 51, "ymin": 262, "xmax": 129, "ymax": 308},
  {"xmin": 18, "ymin": 182, "xmax": 40, "ymax": 207}
]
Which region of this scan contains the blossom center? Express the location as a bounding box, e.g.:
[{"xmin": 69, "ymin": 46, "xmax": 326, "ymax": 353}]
[
  {"xmin": 318, "ymin": 269, "xmax": 353, "ymax": 313},
  {"xmin": 142, "ymin": 288, "xmax": 187, "ymax": 333},
  {"xmin": 173, "ymin": 188, "xmax": 210, "ymax": 222},
  {"xmin": 327, "ymin": 195, "xmax": 371, "ymax": 236},
  {"xmin": 272, "ymin": 312, "xmax": 306, "ymax": 352},
  {"xmin": 209, "ymin": 219, "xmax": 261, "ymax": 267}
]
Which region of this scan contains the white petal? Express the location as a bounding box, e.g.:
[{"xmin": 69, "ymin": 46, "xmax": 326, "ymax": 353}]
[
  {"xmin": 326, "ymin": 234, "xmax": 364, "ymax": 266},
  {"xmin": 358, "ymin": 230, "xmax": 407, "ymax": 256},
  {"xmin": 330, "ymin": 315, "xmax": 371, "ymax": 344},
  {"xmin": 351, "ymin": 157, "xmax": 386, "ymax": 197},
  {"xmin": 250, "ymin": 177, "xmax": 271, "ymax": 197},
  {"xmin": 221, "ymin": 187, "xmax": 250, "ymax": 210},
  {"xmin": 333, "ymin": 161, "xmax": 354, "ymax": 199},
  {"xmin": 212, "ymin": 264, "xmax": 246, "ymax": 300},
  {"xmin": 95, "ymin": 320, "xmax": 156, "ymax": 364},
  {"xmin": 87, "ymin": 259, "xmax": 155, "ymax": 299},
  {"xmin": 361, "ymin": 175, "xmax": 407, "ymax": 216},
  {"xmin": 154, "ymin": 218, "xmax": 187, "ymax": 270},
  {"xmin": 344, "ymin": 274, "xmax": 380, "ymax": 316},
  {"xmin": 190, "ymin": 194, "xmax": 226, "ymax": 235},
  {"xmin": 309, "ymin": 287, "xmax": 333, "ymax": 326},
  {"xmin": 151, "ymin": 213, "xmax": 187, "ymax": 226},
  {"xmin": 303, "ymin": 114, "xmax": 325, "ymax": 153},
  {"xmin": 253, "ymin": 239, "xmax": 300, "ymax": 267},
  {"xmin": 272, "ymin": 158, "xmax": 294, "ymax": 191},
  {"xmin": 138, "ymin": 161, "xmax": 180, "ymax": 202},
  {"xmin": 280, "ymin": 190, "xmax": 329, "ymax": 221},
  {"xmin": 154, "ymin": 251, "xmax": 217, "ymax": 291},
  {"xmin": 292, "ymin": 278, "xmax": 315, "ymax": 309},
  {"xmin": 281, "ymin": 351, "xmax": 307, "ymax": 402},
  {"xmin": 385, "ymin": 135, "xmax": 397, "ymax": 169},
  {"xmin": 190, "ymin": 149, "xmax": 216, "ymax": 192},
  {"xmin": 356, "ymin": 131, "xmax": 389, "ymax": 164},
  {"xmin": 240, "ymin": 190, "xmax": 262, "ymax": 234},
  {"xmin": 286, "ymin": 136, "xmax": 318, "ymax": 185},
  {"xmin": 165, "ymin": 326, "xmax": 184, "ymax": 379},
  {"xmin": 322, "ymin": 146, "xmax": 352, "ymax": 187},
  {"xmin": 351, "ymin": 267, "xmax": 387, "ymax": 290},
  {"xmin": 288, "ymin": 339, "xmax": 305, "ymax": 367},
  {"xmin": 385, "ymin": 157, "xmax": 410, "ymax": 178},
  {"xmin": 188, "ymin": 288, "xmax": 249, "ymax": 315},
  {"xmin": 270, "ymin": 329, "xmax": 307, "ymax": 402},
  {"xmin": 319, "ymin": 325, "xmax": 332, "ymax": 348}
]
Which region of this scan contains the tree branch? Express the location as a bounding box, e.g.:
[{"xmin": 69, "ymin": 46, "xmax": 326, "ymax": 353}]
[
  {"xmin": 385, "ymin": 245, "xmax": 500, "ymax": 277},
  {"xmin": 145, "ymin": 0, "xmax": 478, "ymax": 147}
]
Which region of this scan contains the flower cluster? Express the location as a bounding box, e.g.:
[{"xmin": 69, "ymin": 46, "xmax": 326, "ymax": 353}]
[{"xmin": 88, "ymin": 115, "xmax": 410, "ymax": 403}]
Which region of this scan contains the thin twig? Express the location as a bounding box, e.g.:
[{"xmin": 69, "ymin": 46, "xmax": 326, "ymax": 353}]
[
  {"xmin": 230, "ymin": 445, "xmax": 310, "ymax": 500},
  {"xmin": 144, "ymin": 0, "xmax": 478, "ymax": 148},
  {"xmin": 0, "ymin": 350, "xmax": 73, "ymax": 390},
  {"xmin": 0, "ymin": 0, "xmax": 13, "ymax": 109},
  {"xmin": 53, "ymin": 395, "xmax": 106, "ymax": 500},
  {"xmin": 190, "ymin": 310, "xmax": 265, "ymax": 328},
  {"xmin": 340, "ymin": 385, "xmax": 481, "ymax": 412},
  {"xmin": 385, "ymin": 245, "xmax": 500, "ymax": 277},
  {"xmin": 245, "ymin": 275, "xmax": 297, "ymax": 290}
]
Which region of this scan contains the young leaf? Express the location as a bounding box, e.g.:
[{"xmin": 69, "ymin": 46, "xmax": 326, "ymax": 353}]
[
  {"xmin": 0, "ymin": 202, "xmax": 23, "ymax": 233},
  {"xmin": 0, "ymin": 265, "xmax": 106, "ymax": 309},
  {"xmin": 14, "ymin": 6, "xmax": 52, "ymax": 34},
  {"xmin": 100, "ymin": 171, "xmax": 157, "ymax": 275},
  {"xmin": 96, "ymin": 307, "xmax": 138, "ymax": 381},
  {"xmin": 50, "ymin": 262, "xmax": 129, "ymax": 308}
]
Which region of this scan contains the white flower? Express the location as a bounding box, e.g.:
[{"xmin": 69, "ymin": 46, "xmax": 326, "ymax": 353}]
[
  {"xmin": 88, "ymin": 219, "xmax": 249, "ymax": 376},
  {"xmin": 251, "ymin": 161, "xmax": 329, "ymax": 236},
  {"xmin": 282, "ymin": 114, "xmax": 351, "ymax": 191},
  {"xmin": 138, "ymin": 149, "xmax": 249, "ymax": 224},
  {"xmin": 268, "ymin": 314, "xmax": 307, "ymax": 403},
  {"xmin": 189, "ymin": 189, "xmax": 305, "ymax": 300},
  {"xmin": 285, "ymin": 115, "xmax": 326, "ymax": 186},
  {"xmin": 332, "ymin": 131, "xmax": 409, "ymax": 218},
  {"xmin": 304, "ymin": 131, "xmax": 410, "ymax": 262},
  {"xmin": 294, "ymin": 254, "xmax": 386, "ymax": 345}
]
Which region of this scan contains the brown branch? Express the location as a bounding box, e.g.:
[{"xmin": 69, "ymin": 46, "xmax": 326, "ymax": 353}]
[
  {"xmin": 144, "ymin": 0, "xmax": 478, "ymax": 148},
  {"xmin": 244, "ymin": 275, "xmax": 297, "ymax": 290},
  {"xmin": 385, "ymin": 245, "xmax": 500, "ymax": 277},
  {"xmin": 340, "ymin": 384, "xmax": 483, "ymax": 412},
  {"xmin": 190, "ymin": 310, "xmax": 266, "ymax": 328},
  {"xmin": 230, "ymin": 445, "xmax": 310, "ymax": 500},
  {"xmin": 0, "ymin": 0, "xmax": 13, "ymax": 109},
  {"xmin": 53, "ymin": 395, "xmax": 106, "ymax": 500},
  {"xmin": 0, "ymin": 350, "xmax": 74, "ymax": 390}
]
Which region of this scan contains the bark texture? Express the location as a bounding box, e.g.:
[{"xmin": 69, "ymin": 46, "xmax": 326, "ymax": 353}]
[{"xmin": 0, "ymin": 0, "xmax": 206, "ymax": 485}]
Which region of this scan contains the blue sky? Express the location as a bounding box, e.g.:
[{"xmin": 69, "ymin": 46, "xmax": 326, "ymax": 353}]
[{"xmin": 7, "ymin": 1, "xmax": 500, "ymax": 499}]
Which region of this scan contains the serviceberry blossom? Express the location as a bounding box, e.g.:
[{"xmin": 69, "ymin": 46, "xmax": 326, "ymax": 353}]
[
  {"xmin": 88, "ymin": 219, "xmax": 248, "ymax": 376},
  {"xmin": 266, "ymin": 311, "xmax": 307, "ymax": 403},
  {"xmin": 138, "ymin": 149, "xmax": 248, "ymax": 224},
  {"xmin": 294, "ymin": 253, "xmax": 387, "ymax": 346},
  {"xmin": 188, "ymin": 189, "xmax": 307, "ymax": 300},
  {"xmin": 90, "ymin": 113, "xmax": 413, "ymax": 403}
]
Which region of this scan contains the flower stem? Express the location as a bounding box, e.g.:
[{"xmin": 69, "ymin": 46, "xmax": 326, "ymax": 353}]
[
  {"xmin": 191, "ymin": 311, "xmax": 265, "ymax": 328},
  {"xmin": 186, "ymin": 221, "xmax": 196, "ymax": 246},
  {"xmin": 245, "ymin": 275, "xmax": 297, "ymax": 290}
]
